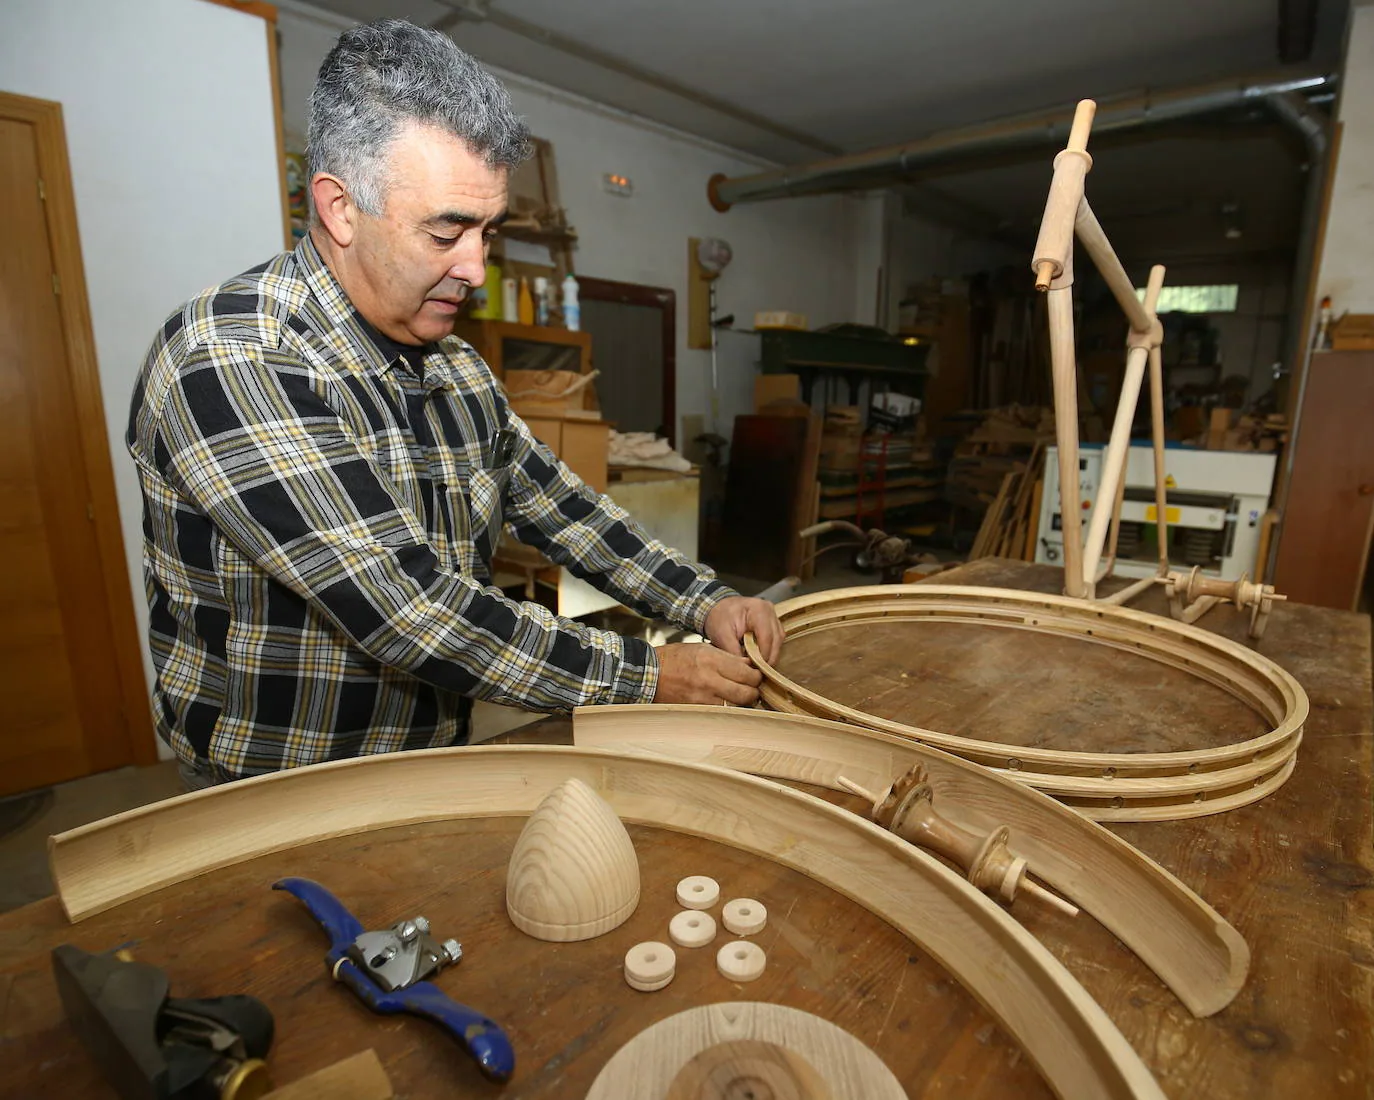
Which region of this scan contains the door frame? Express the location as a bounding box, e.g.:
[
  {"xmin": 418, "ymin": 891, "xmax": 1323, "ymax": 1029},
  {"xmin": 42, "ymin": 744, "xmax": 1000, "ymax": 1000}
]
[
  {"xmin": 1, "ymin": 90, "xmax": 157, "ymax": 767},
  {"xmin": 576, "ymin": 276, "xmax": 677, "ymax": 445}
]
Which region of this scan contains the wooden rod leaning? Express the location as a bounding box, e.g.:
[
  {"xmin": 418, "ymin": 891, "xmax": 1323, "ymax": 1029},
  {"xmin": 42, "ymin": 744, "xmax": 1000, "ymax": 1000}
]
[
  {"xmin": 573, "ymin": 704, "xmax": 1249, "ymax": 1019},
  {"xmin": 1148, "ymin": 344, "xmax": 1170, "ymax": 573},
  {"xmin": 1047, "ymin": 286, "xmax": 1086, "ymax": 597},
  {"xmin": 1082, "ymin": 266, "xmax": 1165, "ymax": 592},
  {"xmin": 48, "ymin": 744, "xmax": 1168, "ymax": 1100}
]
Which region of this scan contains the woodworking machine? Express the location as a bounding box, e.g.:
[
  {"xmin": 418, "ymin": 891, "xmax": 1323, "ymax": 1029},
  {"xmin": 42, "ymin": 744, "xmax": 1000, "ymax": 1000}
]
[{"xmin": 1035, "ymin": 444, "xmax": 1277, "ymax": 581}]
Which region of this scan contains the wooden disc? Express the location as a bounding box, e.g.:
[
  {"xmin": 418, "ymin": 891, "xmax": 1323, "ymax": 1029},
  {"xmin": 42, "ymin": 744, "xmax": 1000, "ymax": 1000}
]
[
  {"xmin": 585, "ymin": 1002, "xmax": 906, "ymax": 1100},
  {"xmin": 677, "ymin": 875, "xmax": 721, "ymax": 910},
  {"xmin": 669, "ymin": 909, "xmax": 718, "ymax": 948},
  {"xmin": 664, "ymin": 1039, "xmax": 831, "ymax": 1100},
  {"xmin": 625, "ymin": 941, "xmax": 677, "ymax": 992},
  {"xmin": 721, "ymin": 898, "xmax": 767, "ymax": 936},
  {"xmin": 716, "ymin": 941, "xmax": 766, "ymax": 983}
]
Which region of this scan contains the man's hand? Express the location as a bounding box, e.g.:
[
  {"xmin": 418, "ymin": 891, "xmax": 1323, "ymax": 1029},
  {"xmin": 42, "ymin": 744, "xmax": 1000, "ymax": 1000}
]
[
  {"xmin": 653, "ymin": 643, "xmax": 762, "ymax": 706},
  {"xmin": 703, "ymin": 596, "xmax": 785, "ymax": 665}
]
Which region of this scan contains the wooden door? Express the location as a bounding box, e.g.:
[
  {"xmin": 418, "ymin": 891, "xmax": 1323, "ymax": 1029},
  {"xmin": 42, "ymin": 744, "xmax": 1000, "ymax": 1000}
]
[
  {"xmin": 0, "ymin": 93, "xmax": 153, "ymax": 794},
  {"xmin": 1273, "ymin": 350, "xmax": 1374, "ymax": 610},
  {"xmin": 578, "ymin": 277, "xmax": 676, "ymax": 443}
]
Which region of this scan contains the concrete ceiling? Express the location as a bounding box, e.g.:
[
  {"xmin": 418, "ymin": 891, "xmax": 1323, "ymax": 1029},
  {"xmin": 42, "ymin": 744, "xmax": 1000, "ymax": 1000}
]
[
  {"xmin": 301, "ymin": 0, "xmax": 1341, "ymax": 271},
  {"xmin": 306, "ymin": 0, "xmax": 1347, "ymax": 165}
]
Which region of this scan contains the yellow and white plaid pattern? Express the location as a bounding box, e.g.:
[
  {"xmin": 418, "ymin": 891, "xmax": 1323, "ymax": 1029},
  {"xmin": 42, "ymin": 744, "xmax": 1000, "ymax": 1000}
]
[{"xmin": 127, "ymin": 235, "xmax": 731, "ymax": 779}]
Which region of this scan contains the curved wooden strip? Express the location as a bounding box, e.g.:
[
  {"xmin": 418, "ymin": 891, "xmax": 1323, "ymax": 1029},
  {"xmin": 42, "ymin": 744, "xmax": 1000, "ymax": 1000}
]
[
  {"xmin": 48, "ymin": 746, "xmax": 1165, "ymax": 1100},
  {"xmin": 573, "ymin": 704, "xmax": 1248, "ymax": 1019},
  {"xmin": 746, "ymin": 585, "xmax": 1306, "ymax": 817}
]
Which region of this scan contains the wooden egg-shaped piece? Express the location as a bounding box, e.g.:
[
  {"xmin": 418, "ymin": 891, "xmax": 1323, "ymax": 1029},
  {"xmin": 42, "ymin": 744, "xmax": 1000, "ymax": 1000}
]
[{"xmin": 505, "ymin": 777, "xmax": 640, "ymax": 941}]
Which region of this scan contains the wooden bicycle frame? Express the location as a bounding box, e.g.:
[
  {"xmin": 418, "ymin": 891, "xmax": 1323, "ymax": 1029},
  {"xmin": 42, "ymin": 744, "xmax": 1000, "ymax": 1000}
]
[{"xmin": 1032, "ymin": 99, "xmax": 1171, "ymax": 601}]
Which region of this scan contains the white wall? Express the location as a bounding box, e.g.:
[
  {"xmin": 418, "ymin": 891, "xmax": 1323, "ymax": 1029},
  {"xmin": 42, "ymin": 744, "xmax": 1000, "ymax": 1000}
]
[
  {"xmin": 0, "ymin": 0, "xmax": 286, "ymax": 715},
  {"xmin": 277, "ymin": 1, "xmax": 871, "ymax": 437},
  {"xmin": 1317, "ymin": 1, "xmax": 1374, "ymax": 311}
]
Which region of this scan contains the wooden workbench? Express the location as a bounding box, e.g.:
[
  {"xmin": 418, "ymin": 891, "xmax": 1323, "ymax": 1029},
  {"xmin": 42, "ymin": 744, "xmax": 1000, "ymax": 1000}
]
[{"xmin": 1, "ymin": 559, "xmax": 1369, "ymax": 1097}]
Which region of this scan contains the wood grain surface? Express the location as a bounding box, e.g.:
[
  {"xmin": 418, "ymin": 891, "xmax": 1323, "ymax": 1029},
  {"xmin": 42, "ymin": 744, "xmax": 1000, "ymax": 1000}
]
[{"xmin": 1, "ymin": 560, "xmax": 1369, "ymax": 1098}]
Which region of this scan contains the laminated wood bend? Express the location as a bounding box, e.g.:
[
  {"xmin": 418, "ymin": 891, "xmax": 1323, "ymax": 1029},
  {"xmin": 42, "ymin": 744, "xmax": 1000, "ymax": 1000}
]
[
  {"xmin": 49, "ymin": 746, "xmax": 1165, "ymax": 1100},
  {"xmin": 746, "ymin": 585, "xmax": 1306, "ymax": 820},
  {"xmin": 574, "ymin": 704, "xmax": 1248, "ymax": 1018}
]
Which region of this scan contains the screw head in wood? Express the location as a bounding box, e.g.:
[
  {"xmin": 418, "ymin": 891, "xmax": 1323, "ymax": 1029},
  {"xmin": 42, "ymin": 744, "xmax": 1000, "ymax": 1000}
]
[
  {"xmin": 668, "ymin": 909, "xmax": 718, "ymax": 948},
  {"xmin": 721, "ymin": 898, "xmax": 767, "ymax": 936},
  {"xmin": 715, "ymin": 939, "xmax": 766, "ymax": 983},
  {"xmin": 624, "ymin": 941, "xmax": 676, "ymax": 991},
  {"xmin": 676, "ymin": 875, "xmax": 720, "ymax": 910}
]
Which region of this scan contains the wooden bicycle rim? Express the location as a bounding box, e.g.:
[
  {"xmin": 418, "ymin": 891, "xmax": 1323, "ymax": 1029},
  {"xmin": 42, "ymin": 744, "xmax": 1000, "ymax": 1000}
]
[{"xmin": 744, "ymin": 585, "xmax": 1307, "ymax": 820}]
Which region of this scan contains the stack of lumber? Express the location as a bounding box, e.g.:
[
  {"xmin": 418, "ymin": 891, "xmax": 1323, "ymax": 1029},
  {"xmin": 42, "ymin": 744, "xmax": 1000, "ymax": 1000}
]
[
  {"xmin": 817, "ymin": 434, "xmax": 943, "ymax": 520},
  {"xmin": 817, "ymin": 406, "xmax": 864, "ymax": 472},
  {"xmin": 968, "ymin": 445, "xmax": 1046, "ymax": 561},
  {"xmin": 945, "ymin": 406, "xmax": 1053, "ymax": 512},
  {"xmin": 1203, "ymin": 410, "xmax": 1289, "ymax": 453},
  {"xmin": 815, "ymin": 407, "xmax": 942, "ymax": 522}
]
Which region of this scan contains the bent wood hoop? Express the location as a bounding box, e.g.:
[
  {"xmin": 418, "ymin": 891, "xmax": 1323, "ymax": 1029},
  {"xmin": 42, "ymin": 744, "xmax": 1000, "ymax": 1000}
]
[
  {"xmin": 574, "ymin": 704, "xmax": 1247, "ymax": 1018},
  {"xmin": 48, "ymin": 746, "xmax": 1164, "ymax": 1100},
  {"xmin": 745, "ymin": 585, "xmax": 1306, "ymax": 820}
]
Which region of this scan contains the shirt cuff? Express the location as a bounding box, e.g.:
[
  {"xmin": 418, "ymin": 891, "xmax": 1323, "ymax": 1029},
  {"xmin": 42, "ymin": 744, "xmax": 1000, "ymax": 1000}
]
[
  {"xmin": 680, "ymin": 581, "xmax": 739, "ymax": 636},
  {"xmin": 604, "ymin": 633, "xmax": 660, "ymax": 703}
]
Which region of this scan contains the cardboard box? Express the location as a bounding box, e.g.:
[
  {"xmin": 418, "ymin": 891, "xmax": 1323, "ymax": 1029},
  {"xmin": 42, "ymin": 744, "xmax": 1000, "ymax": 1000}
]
[
  {"xmin": 1331, "ymin": 314, "xmax": 1374, "ymax": 351},
  {"xmin": 754, "ymin": 373, "xmax": 801, "ymax": 412},
  {"xmin": 754, "ymin": 310, "xmax": 808, "ymax": 330}
]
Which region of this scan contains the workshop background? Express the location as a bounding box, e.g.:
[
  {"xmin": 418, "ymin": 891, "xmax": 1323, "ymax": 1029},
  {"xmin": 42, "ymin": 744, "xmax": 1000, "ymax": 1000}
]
[{"xmin": 1, "ymin": 2, "xmax": 1373, "ymax": 1094}]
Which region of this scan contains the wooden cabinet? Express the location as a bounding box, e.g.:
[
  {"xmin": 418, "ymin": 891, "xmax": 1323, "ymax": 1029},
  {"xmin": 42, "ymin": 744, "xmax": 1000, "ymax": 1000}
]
[
  {"xmin": 454, "ymin": 319, "xmax": 590, "ymax": 381},
  {"xmin": 1272, "ymin": 351, "xmax": 1374, "ymax": 609}
]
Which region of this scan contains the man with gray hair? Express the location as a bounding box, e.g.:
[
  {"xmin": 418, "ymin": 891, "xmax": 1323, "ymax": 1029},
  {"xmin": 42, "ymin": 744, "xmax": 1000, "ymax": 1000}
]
[{"xmin": 128, "ymin": 19, "xmax": 781, "ymax": 786}]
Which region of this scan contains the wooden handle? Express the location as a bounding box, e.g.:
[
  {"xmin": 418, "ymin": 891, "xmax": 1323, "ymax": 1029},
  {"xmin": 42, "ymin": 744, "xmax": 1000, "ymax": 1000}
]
[
  {"xmin": 1067, "ymin": 99, "xmax": 1097, "ymax": 153},
  {"xmin": 1142, "ymin": 264, "xmax": 1167, "ymax": 315}
]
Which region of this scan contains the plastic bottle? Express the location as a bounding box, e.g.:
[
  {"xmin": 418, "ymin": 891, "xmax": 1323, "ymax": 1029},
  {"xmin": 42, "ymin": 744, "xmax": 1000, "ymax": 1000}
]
[
  {"xmin": 517, "ymin": 276, "xmax": 535, "ymax": 325},
  {"xmin": 501, "ymin": 276, "xmax": 518, "ymax": 323},
  {"xmin": 562, "ymin": 273, "xmax": 580, "ymax": 332},
  {"xmin": 470, "ymin": 262, "xmax": 502, "ymax": 318},
  {"xmin": 533, "ymin": 276, "xmax": 550, "ymax": 325}
]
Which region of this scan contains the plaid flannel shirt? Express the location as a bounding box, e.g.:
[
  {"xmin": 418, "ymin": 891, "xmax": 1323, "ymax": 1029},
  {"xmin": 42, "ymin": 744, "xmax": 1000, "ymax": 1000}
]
[{"xmin": 127, "ymin": 234, "xmax": 733, "ymax": 780}]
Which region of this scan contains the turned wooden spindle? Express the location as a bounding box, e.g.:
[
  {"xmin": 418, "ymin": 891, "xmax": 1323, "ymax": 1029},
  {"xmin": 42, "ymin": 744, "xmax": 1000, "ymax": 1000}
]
[{"xmin": 838, "ymin": 769, "xmax": 1078, "ymax": 917}]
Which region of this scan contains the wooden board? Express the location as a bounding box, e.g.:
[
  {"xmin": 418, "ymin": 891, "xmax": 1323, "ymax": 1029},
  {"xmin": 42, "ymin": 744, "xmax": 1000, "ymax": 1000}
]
[
  {"xmin": 716, "ymin": 415, "xmax": 811, "ymax": 582},
  {"xmin": 1272, "ymin": 351, "xmax": 1374, "ymax": 609}
]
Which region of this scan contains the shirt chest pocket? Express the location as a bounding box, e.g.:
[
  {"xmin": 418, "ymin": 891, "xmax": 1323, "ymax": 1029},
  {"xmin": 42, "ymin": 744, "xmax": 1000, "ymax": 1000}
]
[{"xmin": 465, "ymin": 466, "xmax": 509, "ymax": 576}]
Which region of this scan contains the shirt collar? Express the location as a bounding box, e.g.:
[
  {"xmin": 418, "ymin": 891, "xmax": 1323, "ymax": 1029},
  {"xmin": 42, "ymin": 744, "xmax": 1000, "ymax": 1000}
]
[{"xmin": 293, "ymin": 233, "xmax": 459, "ymax": 390}]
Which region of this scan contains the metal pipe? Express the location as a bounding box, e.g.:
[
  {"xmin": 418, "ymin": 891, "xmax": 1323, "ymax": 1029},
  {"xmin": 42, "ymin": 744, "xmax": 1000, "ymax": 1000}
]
[
  {"xmin": 1266, "ymin": 91, "xmax": 1332, "ymax": 583},
  {"xmin": 708, "ymin": 71, "xmax": 1332, "ymax": 209}
]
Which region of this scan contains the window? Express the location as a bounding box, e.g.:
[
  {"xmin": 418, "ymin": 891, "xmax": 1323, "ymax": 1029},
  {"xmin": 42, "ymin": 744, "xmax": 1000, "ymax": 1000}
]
[{"xmin": 1134, "ymin": 284, "xmax": 1239, "ymax": 313}]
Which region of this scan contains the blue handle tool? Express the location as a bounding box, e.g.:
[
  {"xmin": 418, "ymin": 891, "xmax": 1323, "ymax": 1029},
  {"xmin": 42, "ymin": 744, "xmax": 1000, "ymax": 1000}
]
[{"xmin": 273, "ymin": 877, "xmax": 515, "ymax": 1082}]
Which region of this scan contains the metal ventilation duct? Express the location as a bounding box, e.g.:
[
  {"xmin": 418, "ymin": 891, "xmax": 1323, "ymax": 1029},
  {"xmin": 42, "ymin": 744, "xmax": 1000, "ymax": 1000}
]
[{"xmin": 707, "ymin": 71, "xmax": 1335, "ymax": 210}]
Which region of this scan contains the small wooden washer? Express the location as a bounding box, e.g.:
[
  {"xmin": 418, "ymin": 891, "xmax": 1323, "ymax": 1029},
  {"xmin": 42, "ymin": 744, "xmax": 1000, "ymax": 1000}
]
[
  {"xmin": 669, "ymin": 909, "xmax": 718, "ymax": 948},
  {"xmin": 624, "ymin": 941, "xmax": 676, "ymax": 992},
  {"xmin": 676, "ymin": 875, "xmax": 720, "ymax": 910},
  {"xmin": 716, "ymin": 940, "xmax": 766, "ymax": 983},
  {"xmin": 721, "ymin": 897, "xmax": 767, "ymax": 936}
]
